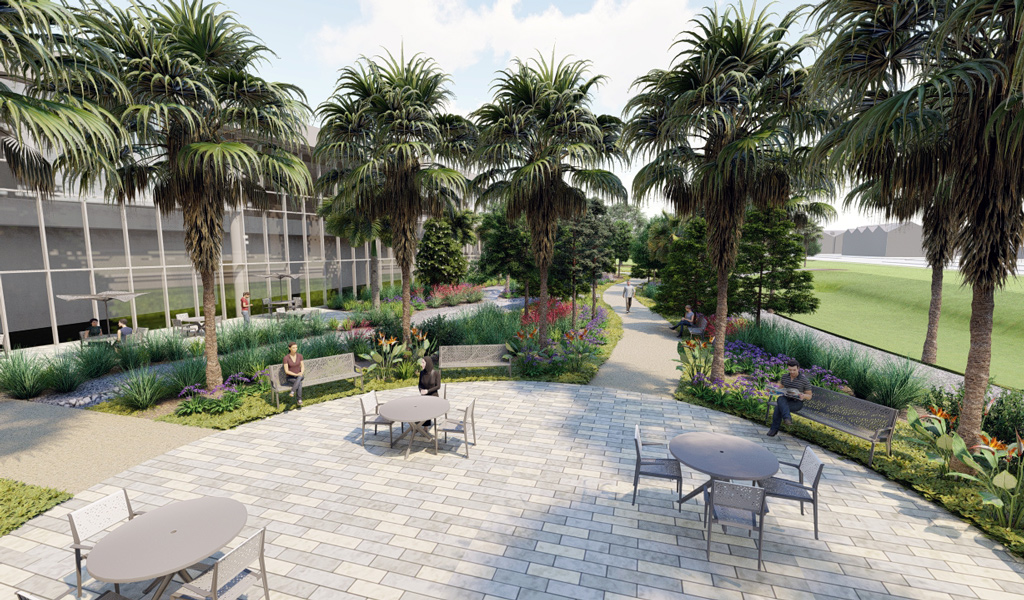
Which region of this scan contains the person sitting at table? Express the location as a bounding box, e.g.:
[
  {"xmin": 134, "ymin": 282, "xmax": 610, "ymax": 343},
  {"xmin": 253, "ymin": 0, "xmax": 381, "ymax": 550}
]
[
  {"xmin": 767, "ymin": 359, "xmax": 812, "ymax": 437},
  {"xmin": 417, "ymin": 356, "xmax": 440, "ymax": 426},
  {"xmin": 116, "ymin": 319, "xmax": 133, "ymax": 342},
  {"xmin": 669, "ymin": 305, "xmax": 696, "ymax": 336},
  {"xmin": 283, "ymin": 342, "xmax": 304, "ymax": 408},
  {"xmin": 85, "ymin": 318, "xmax": 103, "ymax": 338}
]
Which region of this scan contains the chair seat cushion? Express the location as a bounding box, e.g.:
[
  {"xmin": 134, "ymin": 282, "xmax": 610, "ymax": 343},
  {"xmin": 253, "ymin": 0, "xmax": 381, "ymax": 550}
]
[
  {"xmin": 368, "ymin": 414, "xmax": 393, "ymax": 425},
  {"xmin": 639, "ymin": 458, "xmax": 681, "ymax": 478},
  {"xmin": 763, "ymin": 477, "xmax": 813, "ymax": 501}
]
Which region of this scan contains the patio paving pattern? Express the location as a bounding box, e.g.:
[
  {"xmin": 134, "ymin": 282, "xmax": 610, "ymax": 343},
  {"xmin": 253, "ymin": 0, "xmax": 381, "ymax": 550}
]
[{"xmin": 3, "ymin": 381, "xmax": 1024, "ymax": 600}]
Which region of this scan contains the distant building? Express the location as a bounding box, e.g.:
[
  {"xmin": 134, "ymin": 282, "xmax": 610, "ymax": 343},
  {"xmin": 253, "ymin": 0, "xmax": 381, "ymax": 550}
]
[{"xmin": 819, "ymin": 223, "xmax": 925, "ymax": 257}]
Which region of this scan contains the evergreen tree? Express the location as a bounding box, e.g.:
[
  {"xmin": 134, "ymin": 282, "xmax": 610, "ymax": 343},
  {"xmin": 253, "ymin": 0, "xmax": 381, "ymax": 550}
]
[
  {"xmin": 630, "ymin": 218, "xmax": 666, "ymax": 280},
  {"xmin": 656, "ymin": 217, "xmax": 722, "ymax": 317},
  {"xmin": 477, "ymin": 210, "xmax": 535, "ymax": 299},
  {"xmin": 735, "ymin": 208, "xmax": 819, "ymax": 324},
  {"xmin": 611, "ymin": 220, "xmax": 633, "ymax": 277},
  {"xmin": 607, "ymin": 203, "xmax": 648, "ymax": 237},
  {"xmin": 416, "ymin": 219, "xmax": 468, "ymax": 288},
  {"xmin": 552, "ymin": 199, "xmax": 616, "ymax": 325}
]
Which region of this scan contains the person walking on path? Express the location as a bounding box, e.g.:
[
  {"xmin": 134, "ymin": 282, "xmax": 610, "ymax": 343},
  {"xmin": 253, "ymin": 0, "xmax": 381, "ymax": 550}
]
[
  {"xmin": 622, "ymin": 281, "xmax": 636, "ymax": 313},
  {"xmin": 283, "ymin": 342, "xmax": 304, "ymax": 408},
  {"xmin": 240, "ymin": 291, "xmax": 251, "ymax": 324},
  {"xmin": 767, "ymin": 359, "xmax": 812, "ymax": 437}
]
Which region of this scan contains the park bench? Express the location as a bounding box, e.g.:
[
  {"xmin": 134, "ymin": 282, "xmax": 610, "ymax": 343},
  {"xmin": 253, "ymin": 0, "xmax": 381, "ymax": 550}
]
[
  {"xmin": 266, "ymin": 352, "xmax": 362, "ymax": 408},
  {"xmin": 765, "ymin": 384, "xmax": 896, "ymax": 466},
  {"xmin": 439, "ymin": 344, "xmax": 512, "ymax": 376}
]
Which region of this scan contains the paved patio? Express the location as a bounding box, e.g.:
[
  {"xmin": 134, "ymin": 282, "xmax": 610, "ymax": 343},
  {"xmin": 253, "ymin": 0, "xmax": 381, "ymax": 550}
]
[{"xmin": 3, "ymin": 381, "xmax": 1024, "ymax": 600}]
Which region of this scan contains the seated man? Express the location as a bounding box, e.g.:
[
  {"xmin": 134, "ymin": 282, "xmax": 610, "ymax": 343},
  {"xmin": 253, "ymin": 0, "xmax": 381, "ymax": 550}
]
[
  {"xmin": 116, "ymin": 318, "xmax": 134, "ymax": 343},
  {"xmin": 669, "ymin": 305, "xmax": 696, "ymax": 337},
  {"xmin": 767, "ymin": 359, "xmax": 812, "ymax": 437},
  {"xmin": 85, "ymin": 318, "xmax": 103, "ymax": 338}
]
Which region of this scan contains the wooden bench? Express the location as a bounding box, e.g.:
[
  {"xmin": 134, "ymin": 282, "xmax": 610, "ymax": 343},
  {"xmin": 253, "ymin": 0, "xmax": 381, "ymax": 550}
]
[
  {"xmin": 266, "ymin": 352, "xmax": 362, "ymax": 408},
  {"xmin": 765, "ymin": 385, "xmax": 897, "ymax": 466},
  {"xmin": 439, "ymin": 344, "xmax": 512, "ymax": 376}
]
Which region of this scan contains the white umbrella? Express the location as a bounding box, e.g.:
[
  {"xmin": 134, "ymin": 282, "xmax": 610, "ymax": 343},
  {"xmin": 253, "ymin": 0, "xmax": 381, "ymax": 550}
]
[{"xmin": 56, "ymin": 291, "xmax": 147, "ymax": 335}]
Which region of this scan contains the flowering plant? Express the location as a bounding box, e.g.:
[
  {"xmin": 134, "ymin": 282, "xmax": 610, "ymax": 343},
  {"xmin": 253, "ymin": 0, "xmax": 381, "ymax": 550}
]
[
  {"xmin": 175, "ymin": 371, "xmax": 262, "ymax": 416},
  {"xmin": 560, "ymin": 328, "xmax": 600, "ymax": 372},
  {"xmin": 505, "ymin": 327, "xmax": 561, "ymax": 375},
  {"xmin": 705, "ymin": 314, "xmax": 748, "ymax": 339},
  {"xmin": 675, "ymin": 338, "xmax": 714, "ymax": 381},
  {"xmin": 521, "ymin": 298, "xmax": 572, "ymax": 325},
  {"xmin": 359, "ymin": 333, "xmax": 406, "ymax": 381}
]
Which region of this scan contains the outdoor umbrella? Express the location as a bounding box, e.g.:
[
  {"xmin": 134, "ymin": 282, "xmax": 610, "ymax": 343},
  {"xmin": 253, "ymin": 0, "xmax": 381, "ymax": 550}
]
[
  {"xmin": 56, "ymin": 291, "xmax": 147, "ymax": 335},
  {"xmin": 259, "ymin": 272, "xmax": 299, "ymax": 304}
]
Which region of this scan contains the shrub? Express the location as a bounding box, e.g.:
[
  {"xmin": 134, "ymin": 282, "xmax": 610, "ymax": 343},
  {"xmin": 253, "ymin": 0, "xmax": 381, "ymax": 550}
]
[
  {"xmin": 461, "ymin": 304, "xmax": 520, "ymax": 345},
  {"xmin": 118, "ymin": 368, "xmax": 167, "ymax": 411},
  {"xmin": 352, "ymin": 307, "xmax": 402, "ymax": 341},
  {"xmin": 145, "ymin": 332, "xmax": 189, "ymax": 363},
  {"xmin": 46, "ymin": 352, "xmax": 86, "ymax": 394},
  {"xmin": 868, "ymin": 358, "xmax": 926, "ymax": 409},
  {"xmin": 219, "ymin": 347, "xmax": 269, "ymax": 380},
  {"xmin": 327, "ymin": 318, "xmax": 341, "ymax": 331},
  {"xmin": 0, "ymin": 352, "xmax": 49, "ymax": 399},
  {"xmin": 76, "ymin": 343, "xmax": 118, "ymax": 379},
  {"xmin": 300, "ymin": 334, "xmax": 346, "ymax": 360},
  {"xmin": 985, "ymin": 389, "xmax": 1024, "ymax": 444},
  {"xmin": 166, "ymin": 357, "xmax": 206, "ymax": 395},
  {"xmin": 415, "ymin": 219, "xmax": 468, "ymax": 287},
  {"xmin": 117, "ymin": 340, "xmax": 151, "ymax": 371},
  {"xmin": 418, "ymin": 314, "xmax": 466, "ymax": 348}
]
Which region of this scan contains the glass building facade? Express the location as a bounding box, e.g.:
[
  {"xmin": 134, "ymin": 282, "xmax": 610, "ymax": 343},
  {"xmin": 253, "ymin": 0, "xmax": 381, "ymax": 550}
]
[{"xmin": 0, "ymin": 159, "xmax": 407, "ymax": 350}]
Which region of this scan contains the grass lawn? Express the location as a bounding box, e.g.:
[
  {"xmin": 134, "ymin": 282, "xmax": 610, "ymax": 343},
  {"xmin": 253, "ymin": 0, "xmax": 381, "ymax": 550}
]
[
  {"xmin": 794, "ymin": 260, "xmax": 1024, "ymax": 389},
  {"xmin": 0, "ymin": 479, "xmax": 72, "ymax": 536}
]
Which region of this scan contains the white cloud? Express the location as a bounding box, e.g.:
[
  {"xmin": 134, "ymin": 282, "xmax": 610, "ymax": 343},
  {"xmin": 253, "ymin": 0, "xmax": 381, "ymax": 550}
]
[{"xmin": 313, "ymin": 0, "xmax": 696, "ymax": 117}]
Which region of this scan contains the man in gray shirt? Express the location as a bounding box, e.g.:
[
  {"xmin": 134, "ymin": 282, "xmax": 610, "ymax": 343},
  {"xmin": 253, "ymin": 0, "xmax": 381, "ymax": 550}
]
[
  {"xmin": 622, "ymin": 281, "xmax": 635, "ymax": 313},
  {"xmin": 767, "ymin": 359, "xmax": 812, "ymax": 437}
]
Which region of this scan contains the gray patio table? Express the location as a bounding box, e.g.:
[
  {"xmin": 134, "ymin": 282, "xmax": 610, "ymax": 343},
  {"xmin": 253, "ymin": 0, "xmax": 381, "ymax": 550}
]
[
  {"xmin": 378, "ymin": 395, "xmax": 451, "ymax": 459},
  {"xmin": 669, "ymin": 432, "xmax": 779, "ymax": 506},
  {"xmin": 87, "ymin": 497, "xmax": 247, "ymax": 600}
]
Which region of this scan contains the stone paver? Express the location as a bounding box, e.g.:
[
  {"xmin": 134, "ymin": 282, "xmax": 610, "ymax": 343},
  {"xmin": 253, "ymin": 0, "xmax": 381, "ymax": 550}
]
[{"xmin": 3, "ymin": 381, "xmax": 1023, "ymax": 600}]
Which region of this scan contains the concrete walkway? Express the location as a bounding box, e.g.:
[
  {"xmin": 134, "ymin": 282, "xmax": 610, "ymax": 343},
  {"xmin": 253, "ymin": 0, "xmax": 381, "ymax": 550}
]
[
  {"xmin": 589, "ymin": 279, "xmax": 681, "ymax": 397},
  {"xmin": 0, "ymin": 399, "xmax": 211, "ymax": 493}
]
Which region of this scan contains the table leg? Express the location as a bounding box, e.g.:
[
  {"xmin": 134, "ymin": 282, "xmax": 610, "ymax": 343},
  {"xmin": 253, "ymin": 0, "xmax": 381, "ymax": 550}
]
[{"xmin": 149, "ymin": 574, "xmax": 173, "ymax": 600}]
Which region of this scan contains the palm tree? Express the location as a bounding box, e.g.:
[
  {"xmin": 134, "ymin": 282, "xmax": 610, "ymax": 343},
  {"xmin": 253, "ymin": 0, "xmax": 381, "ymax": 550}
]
[
  {"xmin": 447, "ymin": 208, "xmax": 480, "ymax": 247},
  {"xmin": 624, "ymin": 5, "xmax": 823, "ymax": 380},
  {"xmin": 812, "ymin": 0, "xmax": 1024, "ymax": 450},
  {"xmin": 473, "ymin": 54, "xmax": 626, "ymax": 343},
  {"xmin": 317, "ymin": 195, "xmax": 390, "ymax": 309},
  {"xmin": 0, "ymin": 0, "xmax": 121, "ymax": 192},
  {"xmin": 313, "ymin": 51, "xmax": 473, "ymax": 343},
  {"xmin": 73, "ymin": 0, "xmax": 312, "ymax": 389}
]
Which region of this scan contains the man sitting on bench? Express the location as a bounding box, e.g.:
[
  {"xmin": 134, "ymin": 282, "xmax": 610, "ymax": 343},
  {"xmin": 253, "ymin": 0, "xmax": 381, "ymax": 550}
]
[{"xmin": 767, "ymin": 359, "xmax": 812, "ymax": 437}]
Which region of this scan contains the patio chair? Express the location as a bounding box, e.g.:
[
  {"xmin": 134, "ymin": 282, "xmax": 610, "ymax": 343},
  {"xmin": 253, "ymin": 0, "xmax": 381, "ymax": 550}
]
[
  {"xmin": 290, "ymin": 297, "xmax": 303, "ymax": 311},
  {"xmin": 760, "ymin": 446, "xmax": 825, "ymax": 539},
  {"xmin": 67, "ymin": 489, "xmax": 143, "ymax": 597},
  {"xmin": 705, "ymin": 480, "xmax": 768, "ymax": 571},
  {"xmin": 261, "ymin": 298, "xmax": 272, "ymax": 316},
  {"xmin": 632, "ymin": 425, "xmax": 682, "ymax": 508},
  {"xmin": 437, "ymin": 399, "xmax": 476, "ymax": 458},
  {"xmin": 135, "ymin": 327, "xmax": 149, "ymax": 339},
  {"xmin": 170, "ymin": 528, "xmax": 270, "ymax": 600},
  {"xmin": 360, "ymin": 391, "xmax": 397, "ymax": 446}
]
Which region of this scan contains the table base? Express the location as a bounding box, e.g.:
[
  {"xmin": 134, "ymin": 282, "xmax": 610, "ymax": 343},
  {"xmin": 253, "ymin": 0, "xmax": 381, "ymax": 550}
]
[{"xmin": 391, "ymin": 420, "xmax": 438, "ymax": 458}]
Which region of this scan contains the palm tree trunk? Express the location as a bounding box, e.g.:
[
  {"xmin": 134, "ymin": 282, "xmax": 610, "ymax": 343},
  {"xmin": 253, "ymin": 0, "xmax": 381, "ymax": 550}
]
[
  {"xmin": 955, "ymin": 282, "xmax": 994, "ymax": 457},
  {"xmin": 400, "ymin": 261, "xmax": 412, "ymax": 344},
  {"xmin": 201, "ymin": 268, "xmax": 223, "ymax": 389},
  {"xmin": 538, "ymin": 264, "xmax": 550, "ymax": 344},
  {"xmin": 370, "ymin": 241, "xmax": 381, "ymax": 309},
  {"xmin": 504, "ymin": 273, "xmax": 510, "ymax": 296},
  {"xmin": 711, "ymin": 268, "xmax": 729, "ymax": 381},
  {"xmin": 921, "ymin": 263, "xmax": 943, "ymax": 364}
]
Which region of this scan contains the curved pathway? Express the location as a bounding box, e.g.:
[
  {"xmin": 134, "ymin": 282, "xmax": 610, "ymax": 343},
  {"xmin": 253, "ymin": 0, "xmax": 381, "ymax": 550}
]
[
  {"xmin": 3, "ymin": 381, "xmax": 1023, "ymax": 600},
  {"xmin": 589, "ymin": 278, "xmax": 682, "ymax": 397}
]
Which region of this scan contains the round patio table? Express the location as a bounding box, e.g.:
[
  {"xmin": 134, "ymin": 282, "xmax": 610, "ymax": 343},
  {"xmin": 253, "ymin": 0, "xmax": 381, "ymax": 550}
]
[
  {"xmin": 669, "ymin": 432, "xmax": 779, "ymax": 506},
  {"xmin": 379, "ymin": 395, "xmax": 450, "ymax": 458},
  {"xmin": 88, "ymin": 497, "xmax": 247, "ymax": 600}
]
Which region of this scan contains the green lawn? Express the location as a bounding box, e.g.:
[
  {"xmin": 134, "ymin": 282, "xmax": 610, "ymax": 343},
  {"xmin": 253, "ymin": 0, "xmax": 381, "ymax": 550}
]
[{"xmin": 793, "ymin": 260, "xmax": 1024, "ymax": 389}]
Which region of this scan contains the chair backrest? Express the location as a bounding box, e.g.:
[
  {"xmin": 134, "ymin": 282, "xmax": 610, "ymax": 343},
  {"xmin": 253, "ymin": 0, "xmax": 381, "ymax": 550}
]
[
  {"xmin": 360, "ymin": 391, "xmax": 377, "ymax": 417},
  {"xmin": 798, "ymin": 447, "xmax": 825, "ymax": 489},
  {"xmin": 79, "ymin": 330, "xmax": 89, "ymax": 340},
  {"xmin": 135, "ymin": 327, "xmax": 149, "ymax": 338},
  {"xmin": 439, "ymin": 383, "xmax": 447, "ymax": 399},
  {"xmin": 710, "ymin": 480, "xmax": 766, "ymax": 516},
  {"xmin": 634, "ymin": 424, "xmax": 644, "ymax": 462},
  {"xmin": 68, "ymin": 489, "xmax": 134, "ymax": 544},
  {"xmin": 465, "ymin": 399, "xmax": 476, "ymax": 424},
  {"xmin": 209, "ymin": 529, "xmax": 265, "ymax": 597},
  {"xmin": 175, "ymin": 313, "xmax": 189, "ymax": 320}
]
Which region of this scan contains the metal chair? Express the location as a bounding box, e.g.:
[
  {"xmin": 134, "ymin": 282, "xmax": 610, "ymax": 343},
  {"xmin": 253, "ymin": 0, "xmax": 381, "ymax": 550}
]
[
  {"xmin": 290, "ymin": 297, "xmax": 303, "ymax": 311},
  {"xmin": 78, "ymin": 330, "xmax": 90, "ymax": 347},
  {"xmin": 761, "ymin": 446, "xmax": 825, "ymax": 539},
  {"xmin": 261, "ymin": 298, "xmax": 272, "ymax": 316},
  {"xmin": 360, "ymin": 391, "xmax": 397, "ymax": 446},
  {"xmin": 67, "ymin": 489, "xmax": 143, "ymax": 597},
  {"xmin": 632, "ymin": 425, "xmax": 683, "ymax": 508},
  {"xmin": 437, "ymin": 399, "xmax": 476, "ymax": 457},
  {"xmin": 170, "ymin": 528, "xmax": 270, "ymax": 600},
  {"xmin": 135, "ymin": 327, "xmax": 149, "ymax": 339},
  {"xmin": 705, "ymin": 480, "xmax": 768, "ymax": 571}
]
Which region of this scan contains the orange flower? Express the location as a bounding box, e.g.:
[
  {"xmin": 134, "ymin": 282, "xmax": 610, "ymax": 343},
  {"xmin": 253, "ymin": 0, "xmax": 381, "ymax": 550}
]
[
  {"xmin": 980, "ymin": 434, "xmax": 1007, "ymax": 451},
  {"xmin": 928, "ymin": 406, "xmax": 956, "ymax": 423},
  {"xmin": 685, "ymin": 340, "xmax": 696, "ymax": 349}
]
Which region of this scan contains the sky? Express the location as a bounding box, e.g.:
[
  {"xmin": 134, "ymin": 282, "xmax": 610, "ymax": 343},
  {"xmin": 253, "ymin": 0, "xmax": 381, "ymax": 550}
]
[{"xmin": 211, "ymin": 0, "xmax": 883, "ymax": 230}]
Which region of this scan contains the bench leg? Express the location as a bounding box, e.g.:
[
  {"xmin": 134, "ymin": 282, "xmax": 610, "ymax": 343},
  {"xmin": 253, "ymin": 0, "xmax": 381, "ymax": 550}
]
[
  {"xmin": 273, "ymin": 388, "xmax": 279, "ymax": 409},
  {"xmin": 868, "ymin": 441, "xmax": 876, "ymax": 467}
]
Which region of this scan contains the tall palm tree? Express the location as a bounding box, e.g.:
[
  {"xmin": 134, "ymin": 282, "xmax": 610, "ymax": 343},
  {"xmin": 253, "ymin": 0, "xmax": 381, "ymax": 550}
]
[
  {"xmin": 447, "ymin": 208, "xmax": 480, "ymax": 247},
  {"xmin": 624, "ymin": 5, "xmax": 823, "ymax": 380},
  {"xmin": 0, "ymin": 0, "xmax": 121, "ymax": 192},
  {"xmin": 72, "ymin": 0, "xmax": 312, "ymax": 389},
  {"xmin": 313, "ymin": 51, "xmax": 473, "ymax": 343},
  {"xmin": 317, "ymin": 195, "xmax": 390, "ymax": 309},
  {"xmin": 473, "ymin": 54, "xmax": 626, "ymax": 343},
  {"xmin": 813, "ymin": 0, "xmax": 1024, "ymax": 450}
]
